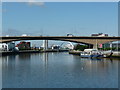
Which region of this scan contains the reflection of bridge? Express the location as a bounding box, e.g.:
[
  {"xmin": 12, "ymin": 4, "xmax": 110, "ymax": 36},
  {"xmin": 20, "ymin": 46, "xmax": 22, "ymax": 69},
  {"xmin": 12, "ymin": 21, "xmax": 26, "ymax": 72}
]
[{"xmin": 1, "ymin": 36, "xmax": 120, "ymax": 49}]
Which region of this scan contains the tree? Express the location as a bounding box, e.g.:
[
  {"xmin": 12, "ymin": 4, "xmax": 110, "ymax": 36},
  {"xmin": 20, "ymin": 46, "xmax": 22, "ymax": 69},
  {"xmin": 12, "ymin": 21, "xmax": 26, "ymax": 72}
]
[{"xmin": 74, "ymin": 44, "xmax": 88, "ymax": 51}]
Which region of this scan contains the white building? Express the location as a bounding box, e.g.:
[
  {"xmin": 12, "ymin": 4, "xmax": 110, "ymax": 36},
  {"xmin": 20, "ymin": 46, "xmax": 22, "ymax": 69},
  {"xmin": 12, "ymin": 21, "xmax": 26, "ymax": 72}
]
[
  {"xmin": 64, "ymin": 42, "xmax": 74, "ymax": 50},
  {"xmin": 0, "ymin": 43, "xmax": 8, "ymax": 51},
  {"xmin": 21, "ymin": 34, "xmax": 27, "ymax": 36},
  {"xmin": 51, "ymin": 45, "xmax": 60, "ymax": 50},
  {"xmin": 0, "ymin": 42, "xmax": 15, "ymax": 51}
]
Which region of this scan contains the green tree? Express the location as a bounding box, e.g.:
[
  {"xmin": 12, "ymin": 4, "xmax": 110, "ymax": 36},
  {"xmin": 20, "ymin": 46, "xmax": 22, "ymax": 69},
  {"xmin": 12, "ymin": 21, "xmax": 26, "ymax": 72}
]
[{"xmin": 74, "ymin": 44, "xmax": 88, "ymax": 51}]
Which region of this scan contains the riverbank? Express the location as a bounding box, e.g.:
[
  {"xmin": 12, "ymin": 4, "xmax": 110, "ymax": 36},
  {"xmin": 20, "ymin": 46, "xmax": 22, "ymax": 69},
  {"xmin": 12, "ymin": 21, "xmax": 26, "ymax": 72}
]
[
  {"xmin": 111, "ymin": 51, "xmax": 120, "ymax": 58},
  {"xmin": 1, "ymin": 49, "xmax": 69, "ymax": 56},
  {"xmin": 69, "ymin": 50, "xmax": 82, "ymax": 55},
  {"xmin": 1, "ymin": 50, "xmax": 120, "ymax": 58},
  {"xmin": 69, "ymin": 50, "xmax": 120, "ymax": 58}
]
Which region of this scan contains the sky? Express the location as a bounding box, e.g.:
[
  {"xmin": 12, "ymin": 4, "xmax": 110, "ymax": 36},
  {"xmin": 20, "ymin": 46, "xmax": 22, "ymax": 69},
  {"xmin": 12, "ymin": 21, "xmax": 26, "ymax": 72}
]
[{"xmin": 2, "ymin": 2, "xmax": 118, "ymax": 37}]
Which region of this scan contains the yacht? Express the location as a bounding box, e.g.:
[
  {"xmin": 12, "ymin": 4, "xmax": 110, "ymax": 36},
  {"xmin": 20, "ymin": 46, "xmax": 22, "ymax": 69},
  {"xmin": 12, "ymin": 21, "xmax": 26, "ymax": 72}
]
[{"xmin": 80, "ymin": 49, "xmax": 113, "ymax": 58}]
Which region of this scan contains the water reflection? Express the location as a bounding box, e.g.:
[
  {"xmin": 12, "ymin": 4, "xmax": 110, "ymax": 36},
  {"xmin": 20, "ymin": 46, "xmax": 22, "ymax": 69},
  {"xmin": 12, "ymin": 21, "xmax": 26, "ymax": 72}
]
[
  {"xmin": 2, "ymin": 52, "xmax": 119, "ymax": 88},
  {"xmin": 78, "ymin": 57, "xmax": 117, "ymax": 73},
  {"xmin": 42, "ymin": 53, "xmax": 48, "ymax": 79},
  {"xmin": 2, "ymin": 54, "xmax": 32, "ymax": 88},
  {"xmin": 18, "ymin": 53, "xmax": 31, "ymax": 60},
  {"xmin": 69, "ymin": 54, "xmax": 118, "ymax": 87}
]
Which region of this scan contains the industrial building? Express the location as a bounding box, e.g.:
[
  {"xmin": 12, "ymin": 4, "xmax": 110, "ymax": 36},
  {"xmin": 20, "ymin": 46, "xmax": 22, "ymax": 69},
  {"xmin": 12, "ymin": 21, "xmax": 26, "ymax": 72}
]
[{"xmin": 16, "ymin": 41, "xmax": 31, "ymax": 50}]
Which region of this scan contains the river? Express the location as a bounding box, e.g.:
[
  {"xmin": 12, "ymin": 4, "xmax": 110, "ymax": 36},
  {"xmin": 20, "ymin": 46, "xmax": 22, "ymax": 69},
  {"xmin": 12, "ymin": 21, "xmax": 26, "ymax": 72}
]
[{"xmin": 1, "ymin": 52, "xmax": 119, "ymax": 88}]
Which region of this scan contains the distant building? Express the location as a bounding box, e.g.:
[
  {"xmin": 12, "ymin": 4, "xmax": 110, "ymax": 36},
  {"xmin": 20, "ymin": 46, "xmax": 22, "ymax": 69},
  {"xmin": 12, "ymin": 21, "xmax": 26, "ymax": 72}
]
[
  {"xmin": 91, "ymin": 33, "xmax": 108, "ymax": 37},
  {"xmin": 0, "ymin": 42, "xmax": 15, "ymax": 51},
  {"xmin": 0, "ymin": 43, "xmax": 8, "ymax": 51},
  {"xmin": 6, "ymin": 35, "xmax": 9, "ymax": 37},
  {"xmin": 51, "ymin": 45, "xmax": 60, "ymax": 50},
  {"xmin": 16, "ymin": 41, "xmax": 31, "ymax": 50},
  {"xmin": 111, "ymin": 43, "xmax": 120, "ymax": 48},
  {"xmin": 64, "ymin": 42, "xmax": 74, "ymax": 50},
  {"xmin": 8, "ymin": 42, "xmax": 16, "ymax": 51},
  {"xmin": 21, "ymin": 34, "xmax": 27, "ymax": 36},
  {"xmin": 98, "ymin": 43, "xmax": 120, "ymax": 49}
]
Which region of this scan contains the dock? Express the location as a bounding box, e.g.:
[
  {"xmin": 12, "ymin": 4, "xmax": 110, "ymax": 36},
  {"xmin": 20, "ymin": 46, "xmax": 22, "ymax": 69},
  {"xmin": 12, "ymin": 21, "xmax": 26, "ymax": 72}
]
[
  {"xmin": 111, "ymin": 51, "xmax": 120, "ymax": 58},
  {"xmin": 69, "ymin": 50, "xmax": 82, "ymax": 55}
]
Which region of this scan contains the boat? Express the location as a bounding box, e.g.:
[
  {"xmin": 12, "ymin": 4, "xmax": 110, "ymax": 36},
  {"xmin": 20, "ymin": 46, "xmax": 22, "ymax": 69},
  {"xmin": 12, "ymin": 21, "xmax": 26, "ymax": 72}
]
[
  {"xmin": 80, "ymin": 49, "xmax": 103, "ymax": 58},
  {"xmin": 80, "ymin": 49, "xmax": 113, "ymax": 58},
  {"xmin": 101, "ymin": 50, "xmax": 113, "ymax": 58}
]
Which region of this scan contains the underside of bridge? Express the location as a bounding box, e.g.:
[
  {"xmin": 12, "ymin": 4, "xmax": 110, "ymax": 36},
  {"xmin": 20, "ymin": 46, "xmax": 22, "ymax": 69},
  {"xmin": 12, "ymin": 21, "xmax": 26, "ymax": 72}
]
[
  {"xmin": 0, "ymin": 36, "xmax": 120, "ymax": 49},
  {"xmin": 61, "ymin": 39, "xmax": 118, "ymax": 49}
]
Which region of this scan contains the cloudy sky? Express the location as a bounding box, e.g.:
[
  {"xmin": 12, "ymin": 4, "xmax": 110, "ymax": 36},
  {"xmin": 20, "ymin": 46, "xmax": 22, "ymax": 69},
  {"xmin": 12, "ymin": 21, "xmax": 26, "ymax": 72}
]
[{"xmin": 2, "ymin": 2, "xmax": 118, "ymax": 37}]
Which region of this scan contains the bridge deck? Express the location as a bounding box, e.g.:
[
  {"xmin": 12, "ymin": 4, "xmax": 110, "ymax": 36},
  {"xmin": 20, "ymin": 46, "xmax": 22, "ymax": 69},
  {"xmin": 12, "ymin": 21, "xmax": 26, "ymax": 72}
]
[{"xmin": 0, "ymin": 36, "xmax": 120, "ymax": 45}]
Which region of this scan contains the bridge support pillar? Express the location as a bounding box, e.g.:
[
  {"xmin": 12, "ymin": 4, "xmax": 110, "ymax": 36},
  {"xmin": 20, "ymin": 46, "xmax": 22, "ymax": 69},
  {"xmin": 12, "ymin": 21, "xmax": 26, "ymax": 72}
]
[
  {"xmin": 43, "ymin": 40, "xmax": 48, "ymax": 50},
  {"xmin": 93, "ymin": 44, "xmax": 98, "ymax": 50}
]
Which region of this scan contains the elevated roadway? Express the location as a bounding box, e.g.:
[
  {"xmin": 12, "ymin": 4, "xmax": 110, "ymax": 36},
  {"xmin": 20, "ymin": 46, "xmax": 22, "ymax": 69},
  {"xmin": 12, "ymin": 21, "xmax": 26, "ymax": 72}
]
[{"xmin": 0, "ymin": 36, "xmax": 120, "ymax": 49}]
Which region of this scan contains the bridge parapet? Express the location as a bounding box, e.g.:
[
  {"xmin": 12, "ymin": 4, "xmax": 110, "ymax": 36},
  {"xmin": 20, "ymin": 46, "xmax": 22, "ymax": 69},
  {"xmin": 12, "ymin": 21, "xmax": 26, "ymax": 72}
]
[{"xmin": 0, "ymin": 36, "xmax": 120, "ymax": 45}]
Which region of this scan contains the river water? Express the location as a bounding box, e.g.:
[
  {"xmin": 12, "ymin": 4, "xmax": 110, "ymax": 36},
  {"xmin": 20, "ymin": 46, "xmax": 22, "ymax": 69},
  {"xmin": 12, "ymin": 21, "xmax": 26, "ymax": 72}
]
[{"xmin": 1, "ymin": 52, "xmax": 119, "ymax": 88}]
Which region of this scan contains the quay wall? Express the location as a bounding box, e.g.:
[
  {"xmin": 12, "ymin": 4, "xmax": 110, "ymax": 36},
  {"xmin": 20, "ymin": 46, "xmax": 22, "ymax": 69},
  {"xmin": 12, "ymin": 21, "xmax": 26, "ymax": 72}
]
[{"xmin": 0, "ymin": 49, "xmax": 68, "ymax": 56}]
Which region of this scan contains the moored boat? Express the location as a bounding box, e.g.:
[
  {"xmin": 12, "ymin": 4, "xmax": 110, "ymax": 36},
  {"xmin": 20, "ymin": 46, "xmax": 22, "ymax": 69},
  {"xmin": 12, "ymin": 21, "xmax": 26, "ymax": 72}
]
[
  {"xmin": 101, "ymin": 50, "xmax": 113, "ymax": 58},
  {"xmin": 80, "ymin": 49, "xmax": 113, "ymax": 58}
]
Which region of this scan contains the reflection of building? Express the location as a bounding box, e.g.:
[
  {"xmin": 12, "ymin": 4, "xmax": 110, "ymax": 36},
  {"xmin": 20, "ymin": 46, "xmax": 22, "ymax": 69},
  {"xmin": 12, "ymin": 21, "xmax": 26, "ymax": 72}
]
[
  {"xmin": 19, "ymin": 53, "xmax": 31, "ymax": 60},
  {"xmin": 16, "ymin": 41, "xmax": 31, "ymax": 50},
  {"xmin": 91, "ymin": 33, "xmax": 108, "ymax": 37}
]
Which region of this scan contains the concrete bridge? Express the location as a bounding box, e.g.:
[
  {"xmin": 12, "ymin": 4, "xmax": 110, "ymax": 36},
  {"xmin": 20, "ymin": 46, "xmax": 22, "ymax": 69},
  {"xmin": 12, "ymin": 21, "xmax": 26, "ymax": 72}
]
[{"xmin": 0, "ymin": 36, "xmax": 120, "ymax": 49}]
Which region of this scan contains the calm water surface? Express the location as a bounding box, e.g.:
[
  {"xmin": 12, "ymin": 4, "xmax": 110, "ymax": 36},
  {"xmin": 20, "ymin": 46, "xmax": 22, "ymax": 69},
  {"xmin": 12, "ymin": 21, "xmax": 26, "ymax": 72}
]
[{"xmin": 1, "ymin": 52, "xmax": 119, "ymax": 88}]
